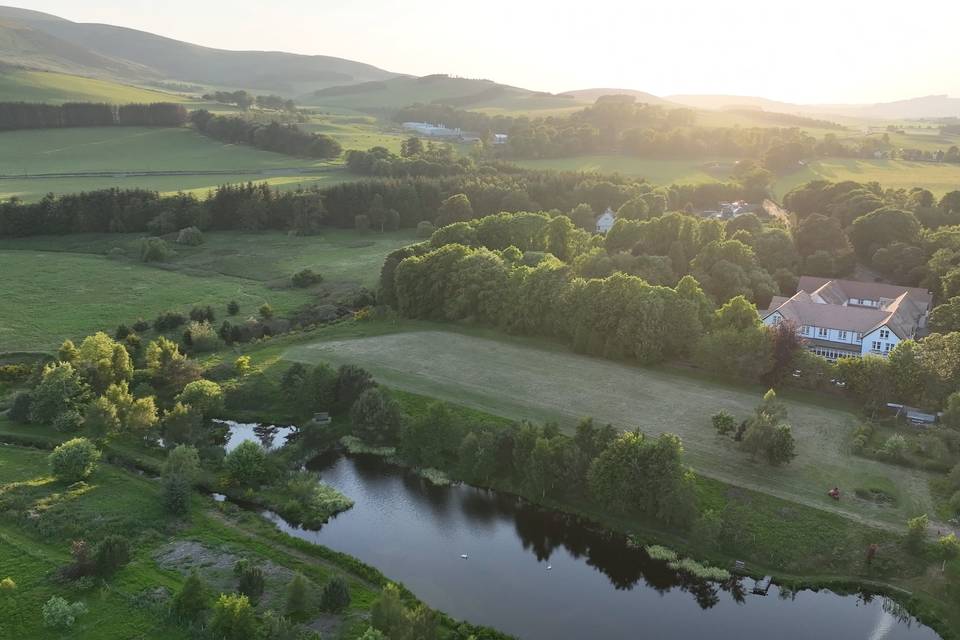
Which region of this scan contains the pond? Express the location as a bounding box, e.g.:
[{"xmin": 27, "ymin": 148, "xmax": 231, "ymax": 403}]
[
  {"xmin": 257, "ymin": 453, "xmax": 941, "ymax": 640},
  {"xmin": 217, "ymin": 419, "xmax": 296, "ymax": 452}
]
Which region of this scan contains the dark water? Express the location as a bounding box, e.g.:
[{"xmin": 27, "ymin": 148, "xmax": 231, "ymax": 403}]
[
  {"xmin": 261, "ymin": 453, "xmax": 941, "ymax": 640},
  {"xmin": 217, "ymin": 419, "xmax": 296, "ymax": 452}
]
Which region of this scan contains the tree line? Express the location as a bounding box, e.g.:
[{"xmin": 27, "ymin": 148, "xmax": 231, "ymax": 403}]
[
  {"xmin": 189, "ymin": 110, "xmax": 342, "ymax": 159},
  {"xmin": 0, "ymin": 102, "xmax": 188, "ymax": 131}
]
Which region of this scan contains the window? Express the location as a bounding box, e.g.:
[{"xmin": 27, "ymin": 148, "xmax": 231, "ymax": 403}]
[
  {"xmin": 883, "ymin": 342, "xmax": 892, "ymax": 353},
  {"xmin": 817, "ymin": 327, "xmax": 829, "ymax": 338},
  {"xmin": 838, "ymin": 330, "xmax": 848, "ymax": 340},
  {"xmin": 801, "ymin": 325, "xmax": 810, "ymax": 335},
  {"xmin": 856, "ymin": 332, "xmax": 863, "ymax": 342},
  {"xmin": 879, "ymin": 329, "xmax": 890, "ymax": 339},
  {"xmin": 871, "ymin": 341, "xmax": 882, "ymax": 352}
]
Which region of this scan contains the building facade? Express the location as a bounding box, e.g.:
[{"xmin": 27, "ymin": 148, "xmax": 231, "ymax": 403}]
[
  {"xmin": 595, "ymin": 208, "xmax": 616, "ymax": 234},
  {"xmin": 761, "ymin": 277, "xmax": 933, "ymax": 361}
]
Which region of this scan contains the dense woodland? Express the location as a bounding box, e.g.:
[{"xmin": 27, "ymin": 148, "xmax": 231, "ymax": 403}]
[
  {"xmin": 0, "ymin": 102, "xmax": 188, "ymax": 130},
  {"xmin": 394, "ymin": 98, "xmax": 960, "ymax": 167},
  {"xmin": 189, "ymin": 110, "xmax": 342, "ymax": 159}
]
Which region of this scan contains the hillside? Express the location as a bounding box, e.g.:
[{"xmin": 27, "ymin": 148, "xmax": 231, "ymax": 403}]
[
  {"xmin": 0, "ymin": 5, "xmax": 397, "ymax": 94},
  {"xmin": 304, "ymin": 74, "xmax": 586, "ymax": 114},
  {"xmin": 0, "ymin": 68, "xmax": 190, "ymax": 103},
  {"xmin": 561, "ymin": 87, "xmax": 676, "ymax": 106},
  {"xmin": 668, "ymin": 92, "xmax": 960, "ymax": 121}
]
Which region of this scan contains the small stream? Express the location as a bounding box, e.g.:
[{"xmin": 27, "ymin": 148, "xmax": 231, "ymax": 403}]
[{"xmin": 246, "ymin": 450, "xmax": 941, "ymax": 640}]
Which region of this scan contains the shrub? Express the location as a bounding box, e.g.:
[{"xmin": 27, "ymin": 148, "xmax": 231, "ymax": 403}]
[
  {"xmin": 235, "ymin": 355, "xmax": 251, "ymax": 377},
  {"xmin": 178, "ymin": 379, "xmax": 224, "ymax": 417},
  {"xmin": 162, "ymin": 473, "xmax": 192, "ymax": 515},
  {"xmin": 234, "ymin": 560, "xmax": 266, "ymax": 602},
  {"xmin": 285, "ymin": 573, "xmax": 310, "ymax": 619},
  {"xmin": 42, "ymin": 596, "xmax": 87, "ymax": 629},
  {"xmin": 938, "ymin": 533, "xmax": 960, "ymax": 559},
  {"xmin": 291, "ymin": 268, "xmax": 324, "ymax": 288},
  {"xmin": 189, "ymin": 305, "xmax": 216, "ymax": 323},
  {"xmin": 227, "ymin": 300, "xmax": 240, "ymax": 316},
  {"xmin": 905, "ymin": 514, "xmax": 929, "ymax": 551},
  {"xmin": 115, "ymin": 324, "xmax": 133, "ymax": 340},
  {"xmin": 416, "ymin": 220, "xmax": 436, "ymax": 238},
  {"xmin": 140, "ymin": 237, "xmax": 173, "ymax": 262},
  {"xmin": 184, "ymin": 320, "xmax": 220, "ymax": 352},
  {"xmin": 319, "ymin": 576, "xmax": 351, "ymax": 612},
  {"xmin": 176, "ymin": 226, "xmax": 204, "ymax": 246},
  {"xmin": 8, "ymin": 391, "xmax": 32, "ymax": 423},
  {"xmin": 0, "ymin": 577, "xmax": 15, "ymax": 591},
  {"xmin": 881, "ymin": 434, "xmax": 908, "ymax": 461},
  {"xmin": 644, "ymin": 545, "xmax": 678, "ymax": 562},
  {"xmin": 259, "ymin": 303, "xmax": 274, "ymax": 319},
  {"xmin": 171, "ymin": 571, "xmax": 207, "ymax": 622},
  {"xmin": 132, "ymin": 318, "xmax": 151, "ymax": 332},
  {"xmin": 711, "ymin": 411, "xmax": 735, "ymax": 436},
  {"xmin": 224, "ymin": 440, "xmax": 268, "ymax": 487},
  {"xmin": 53, "ymin": 409, "xmax": 83, "ymax": 433},
  {"xmin": 210, "ymin": 593, "xmax": 257, "ymax": 640},
  {"xmin": 49, "ymin": 438, "xmax": 101, "ymax": 482},
  {"xmin": 349, "ymin": 387, "xmax": 402, "ymax": 445},
  {"xmin": 94, "ymin": 535, "xmax": 131, "ymax": 576},
  {"xmin": 153, "ymin": 311, "xmax": 187, "ymax": 332}
]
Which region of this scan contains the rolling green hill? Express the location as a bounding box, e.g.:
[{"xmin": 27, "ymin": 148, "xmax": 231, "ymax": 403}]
[
  {"xmin": 305, "ymin": 74, "xmax": 588, "ymax": 114},
  {"xmin": 0, "ymin": 5, "xmax": 397, "ymax": 94},
  {"xmin": 0, "ymin": 68, "xmax": 189, "ymax": 103}
]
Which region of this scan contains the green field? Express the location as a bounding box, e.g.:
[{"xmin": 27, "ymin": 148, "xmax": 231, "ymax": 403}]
[
  {"xmin": 283, "ymin": 326, "xmax": 935, "ymax": 531},
  {"xmin": 0, "ymin": 126, "xmax": 355, "ymax": 201},
  {"xmin": 0, "ymin": 69, "xmax": 191, "ymax": 104},
  {"xmin": 774, "ymin": 158, "xmax": 960, "ymax": 198},
  {"xmin": 0, "ymin": 229, "xmax": 414, "ymax": 353},
  {"xmin": 514, "ymin": 155, "xmax": 733, "ymax": 184}
]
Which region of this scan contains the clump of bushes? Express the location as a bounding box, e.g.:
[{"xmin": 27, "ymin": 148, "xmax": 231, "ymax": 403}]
[
  {"xmin": 153, "ymin": 311, "xmax": 187, "ymax": 332},
  {"xmin": 880, "ymin": 434, "xmax": 907, "ymax": 461},
  {"xmin": 668, "ymin": 557, "xmax": 731, "ymax": 581},
  {"xmin": 183, "ymin": 320, "xmax": 220, "ymax": 352},
  {"xmin": 291, "ymin": 268, "xmax": 324, "ymax": 288},
  {"xmin": 140, "ymin": 237, "xmax": 173, "ymax": 262},
  {"xmin": 644, "ymin": 545, "xmax": 678, "ymax": 562},
  {"xmin": 711, "ymin": 411, "xmax": 735, "ymax": 436},
  {"xmin": 49, "ymin": 438, "xmax": 101, "ymax": 482},
  {"xmin": 850, "ymin": 422, "xmax": 874, "ymax": 453},
  {"xmin": 176, "ymin": 226, "xmax": 204, "ymax": 246},
  {"xmin": 339, "ymin": 435, "xmax": 396, "ymax": 457},
  {"xmin": 320, "ymin": 576, "xmax": 351, "ymax": 612},
  {"xmin": 234, "ymin": 559, "xmax": 266, "ymax": 603},
  {"xmin": 42, "ymin": 596, "xmax": 87, "ymax": 629}
]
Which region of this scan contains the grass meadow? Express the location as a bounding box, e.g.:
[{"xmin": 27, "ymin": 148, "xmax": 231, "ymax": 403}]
[
  {"xmin": 0, "ymin": 69, "xmax": 191, "ymax": 104},
  {"xmin": 282, "ymin": 325, "xmax": 936, "ymax": 531},
  {"xmin": 0, "ymin": 229, "xmax": 414, "ymax": 353}
]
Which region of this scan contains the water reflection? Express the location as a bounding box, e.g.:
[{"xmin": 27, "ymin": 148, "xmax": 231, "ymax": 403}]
[
  {"xmin": 217, "ymin": 420, "xmax": 296, "ymax": 452},
  {"xmin": 273, "ymin": 453, "xmax": 942, "ymax": 640}
]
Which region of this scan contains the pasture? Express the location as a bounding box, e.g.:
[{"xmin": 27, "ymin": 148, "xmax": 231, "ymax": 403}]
[
  {"xmin": 283, "ymin": 326, "xmax": 935, "ymax": 531},
  {"xmin": 773, "ymin": 158, "xmax": 960, "ymax": 198},
  {"xmin": 513, "ymin": 155, "xmax": 732, "ymax": 184},
  {"xmin": 0, "ymin": 229, "xmax": 414, "ymax": 352},
  {"xmin": 0, "ymin": 69, "xmax": 191, "ymax": 104}
]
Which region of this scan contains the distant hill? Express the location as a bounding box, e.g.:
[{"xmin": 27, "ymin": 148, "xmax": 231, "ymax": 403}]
[
  {"xmin": 306, "ymin": 74, "xmax": 584, "ymax": 114},
  {"xmin": 561, "ymin": 88, "xmax": 676, "ymax": 107},
  {"xmin": 667, "ymin": 93, "xmax": 960, "ymax": 121},
  {"xmin": 0, "ymin": 5, "xmax": 397, "ymax": 94}
]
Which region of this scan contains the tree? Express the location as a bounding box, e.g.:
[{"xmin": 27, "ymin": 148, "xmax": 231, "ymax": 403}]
[
  {"xmin": 905, "ymin": 514, "xmax": 929, "ymax": 552},
  {"xmin": 400, "ymin": 136, "xmax": 424, "ymax": 157},
  {"xmin": 436, "ymin": 193, "xmax": 473, "ymax": 226},
  {"xmin": 227, "ymin": 300, "xmax": 240, "ymax": 315},
  {"xmin": 29, "ymin": 362, "xmax": 90, "ymax": 425},
  {"xmin": 570, "ymin": 203, "xmax": 595, "ymax": 230},
  {"xmin": 94, "ymin": 534, "xmax": 131, "ymax": 576},
  {"xmin": 848, "ymin": 207, "xmax": 920, "ymax": 259},
  {"xmin": 224, "ymin": 441, "xmax": 268, "ymax": 487},
  {"xmin": 929, "ymin": 297, "xmax": 960, "ymax": 334},
  {"xmin": 371, "ymin": 583, "xmax": 406, "ymax": 637},
  {"xmin": 165, "ymin": 444, "xmax": 201, "ymax": 480},
  {"xmin": 177, "ymin": 380, "xmax": 224, "ymax": 418},
  {"xmin": 617, "ymin": 196, "xmax": 649, "ymax": 221},
  {"xmin": 795, "ymin": 213, "xmax": 849, "ymax": 257},
  {"xmin": 172, "ymin": 571, "xmax": 207, "ymax": 622},
  {"xmin": 83, "ymin": 396, "xmax": 120, "ymax": 438},
  {"xmin": 320, "ymin": 576, "xmax": 351, "ymax": 612},
  {"xmin": 210, "ymin": 593, "xmax": 257, "ymax": 640},
  {"xmin": 259, "ymin": 303, "xmax": 274, "ymax": 320},
  {"xmin": 234, "ymin": 559, "xmax": 266, "ymax": 603},
  {"xmin": 162, "ymin": 402, "xmax": 203, "ymax": 445},
  {"xmin": 741, "ymin": 390, "xmax": 796, "ymax": 465},
  {"xmin": 350, "ymin": 387, "xmax": 402, "ymax": 445},
  {"xmin": 162, "ymin": 472, "xmax": 192, "ymax": 515},
  {"xmin": 335, "ymin": 364, "xmax": 375, "ymax": 410},
  {"xmin": 285, "ymin": 573, "xmax": 310, "ymax": 620},
  {"xmin": 49, "ymin": 438, "xmax": 100, "ymax": 482}
]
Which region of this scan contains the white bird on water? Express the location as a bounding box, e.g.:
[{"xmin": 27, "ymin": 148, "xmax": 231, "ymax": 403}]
[
  {"xmin": 546, "ymin": 565, "xmax": 552, "ymax": 570},
  {"xmin": 460, "ymin": 554, "xmax": 469, "ymax": 559}
]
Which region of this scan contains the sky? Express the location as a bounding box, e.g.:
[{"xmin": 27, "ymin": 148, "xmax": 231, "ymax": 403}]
[{"xmin": 12, "ymin": 0, "xmax": 960, "ymax": 104}]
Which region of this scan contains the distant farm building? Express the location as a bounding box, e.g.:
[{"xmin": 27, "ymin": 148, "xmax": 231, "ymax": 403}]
[
  {"xmin": 402, "ymin": 122, "xmax": 463, "ymax": 138},
  {"xmin": 595, "ymin": 207, "xmax": 616, "ymax": 234},
  {"xmin": 493, "ymin": 133, "xmax": 509, "ymax": 144}
]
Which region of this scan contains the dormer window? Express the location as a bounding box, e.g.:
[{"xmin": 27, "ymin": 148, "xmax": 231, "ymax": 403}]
[{"xmin": 817, "ymin": 327, "xmax": 828, "ymax": 338}]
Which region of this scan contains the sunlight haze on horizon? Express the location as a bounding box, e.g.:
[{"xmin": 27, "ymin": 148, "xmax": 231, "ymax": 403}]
[{"xmin": 9, "ymin": 0, "xmax": 960, "ymax": 104}]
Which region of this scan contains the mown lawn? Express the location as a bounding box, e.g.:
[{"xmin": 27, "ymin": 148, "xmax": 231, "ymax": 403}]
[
  {"xmin": 773, "ymin": 158, "xmax": 960, "ymax": 198},
  {"xmin": 513, "ymin": 155, "xmax": 733, "ymax": 184},
  {"xmin": 280, "ymin": 324, "xmax": 936, "ymax": 531}
]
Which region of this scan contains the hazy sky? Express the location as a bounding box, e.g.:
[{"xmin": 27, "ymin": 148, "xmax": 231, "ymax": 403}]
[{"xmin": 15, "ymin": 0, "xmax": 960, "ymax": 104}]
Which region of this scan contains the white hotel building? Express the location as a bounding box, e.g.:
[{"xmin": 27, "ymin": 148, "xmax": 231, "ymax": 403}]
[{"xmin": 761, "ymin": 277, "xmax": 933, "ymax": 361}]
